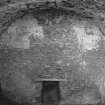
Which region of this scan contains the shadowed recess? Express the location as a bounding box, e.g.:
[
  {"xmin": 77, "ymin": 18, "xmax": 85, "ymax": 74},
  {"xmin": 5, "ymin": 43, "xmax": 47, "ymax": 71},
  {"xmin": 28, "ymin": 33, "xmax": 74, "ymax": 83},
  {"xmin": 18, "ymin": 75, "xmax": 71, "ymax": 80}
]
[{"xmin": 41, "ymin": 81, "xmax": 61, "ymax": 105}]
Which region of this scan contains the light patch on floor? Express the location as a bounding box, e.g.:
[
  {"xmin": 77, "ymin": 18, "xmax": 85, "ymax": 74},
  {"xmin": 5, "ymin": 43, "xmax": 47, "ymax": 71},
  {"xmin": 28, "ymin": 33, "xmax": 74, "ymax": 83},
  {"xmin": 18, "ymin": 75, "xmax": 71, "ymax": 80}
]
[{"xmin": 72, "ymin": 23, "xmax": 101, "ymax": 52}]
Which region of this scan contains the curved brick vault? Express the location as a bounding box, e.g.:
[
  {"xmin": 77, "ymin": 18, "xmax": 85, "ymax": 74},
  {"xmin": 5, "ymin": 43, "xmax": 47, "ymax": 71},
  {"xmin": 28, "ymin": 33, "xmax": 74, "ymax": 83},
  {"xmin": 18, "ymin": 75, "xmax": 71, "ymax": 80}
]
[{"xmin": 0, "ymin": 0, "xmax": 105, "ymax": 105}]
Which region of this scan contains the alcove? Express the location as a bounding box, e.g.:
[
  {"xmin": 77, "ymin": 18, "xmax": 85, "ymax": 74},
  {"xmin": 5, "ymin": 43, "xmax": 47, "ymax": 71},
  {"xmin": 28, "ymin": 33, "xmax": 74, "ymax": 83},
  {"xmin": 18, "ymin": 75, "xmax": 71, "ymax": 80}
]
[{"xmin": 41, "ymin": 81, "xmax": 61, "ymax": 105}]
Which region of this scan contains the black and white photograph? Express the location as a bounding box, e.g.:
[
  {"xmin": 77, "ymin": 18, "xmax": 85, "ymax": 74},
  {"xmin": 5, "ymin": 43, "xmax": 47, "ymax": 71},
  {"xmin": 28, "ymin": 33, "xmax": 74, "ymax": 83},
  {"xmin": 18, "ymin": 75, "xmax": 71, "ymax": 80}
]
[{"xmin": 0, "ymin": 0, "xmax": 105, "ymax": 105}]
